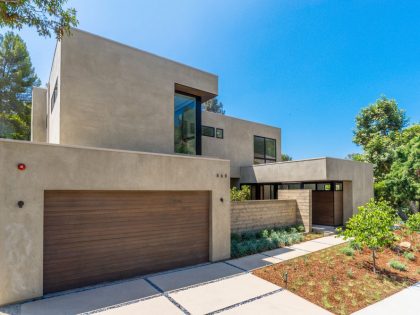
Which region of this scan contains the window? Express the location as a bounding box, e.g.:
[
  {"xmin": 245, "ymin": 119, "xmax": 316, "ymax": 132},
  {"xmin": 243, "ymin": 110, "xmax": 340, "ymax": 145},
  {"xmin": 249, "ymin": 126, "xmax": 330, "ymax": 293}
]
[
  {"xmin": 288, "ymin": 183, "xmax": 301, "ymax": 190},
  {"xmin": 303, "ymin": 183, "xmax": 316, "ymax": 190},
  {"xmin": 216, "ymin": 128, "xmax": 224, "ymax": 139},
  {"xmin": 254, "ymin": 136, "xmax": 276, "ymax": 164},
  {"xmin": 174, "ymin": 92, "xmax": 201, "ymax": 155},
  {"xmin": 51, "ymin": 79, "xmax": 58, "ymax": 113},
  {"xmin": 316, "ymin": 183, "xmax": 332, "ymax": 191},
  {"xmin": 202, "ymin": 125, "xmax": 215, "ymax": 137},
  {"xmin": 334, "ymin": 182, "xmax": 343, "ymax": 191}
]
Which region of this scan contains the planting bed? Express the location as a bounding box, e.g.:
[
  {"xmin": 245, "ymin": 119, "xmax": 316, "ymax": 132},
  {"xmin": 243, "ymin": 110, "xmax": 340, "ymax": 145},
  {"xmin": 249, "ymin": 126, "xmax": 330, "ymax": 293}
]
[{"xmin": 254, "ymin": 232, "xmax": 420, "ymax": 315}]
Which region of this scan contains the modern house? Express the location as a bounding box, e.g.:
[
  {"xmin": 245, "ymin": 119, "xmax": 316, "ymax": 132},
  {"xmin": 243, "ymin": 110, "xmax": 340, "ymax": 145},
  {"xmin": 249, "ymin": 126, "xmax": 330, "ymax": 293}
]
[{"xmin": 0, "ymin": 29, "xmax": 373, "ymax": 306}]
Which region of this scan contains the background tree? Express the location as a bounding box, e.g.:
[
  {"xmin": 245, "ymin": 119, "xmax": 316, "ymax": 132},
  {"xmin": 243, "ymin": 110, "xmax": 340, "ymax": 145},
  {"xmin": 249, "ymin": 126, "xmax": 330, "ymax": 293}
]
[
  {"xmin": 353, "ymin": 96, "xmax": 408, "ymax": 180},
  {"xmin": 0, "ymin": 31, "xmax": 40, "ymax": 140},
  {"xmin": 281, "ymin": 153, "xmax": 292, "ymax": 161},
  {"xmin": 203, "ymin": 98, "xmax": 225, "ymax": 114},
  {"xmin": 339, "ymin": 199, "xmax": 397, "ymax": 273},
  {"xmin": 0, "ymin": 0, "xmax": 78, "ymax": 39}
]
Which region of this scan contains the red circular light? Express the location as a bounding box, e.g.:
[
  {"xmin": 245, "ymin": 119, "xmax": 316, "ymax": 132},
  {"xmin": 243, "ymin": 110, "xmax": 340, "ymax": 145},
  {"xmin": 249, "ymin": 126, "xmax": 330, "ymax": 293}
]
[{"xmin": 17, "ymin": 163, "xmax": 26, "ymax": 171}]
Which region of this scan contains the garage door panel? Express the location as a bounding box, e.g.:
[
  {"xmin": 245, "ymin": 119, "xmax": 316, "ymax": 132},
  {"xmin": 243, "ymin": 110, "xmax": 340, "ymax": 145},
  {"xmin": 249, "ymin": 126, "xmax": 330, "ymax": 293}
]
[{"xmin": 44, "ymin": 190, "xmax": 209, "ymax": 294}]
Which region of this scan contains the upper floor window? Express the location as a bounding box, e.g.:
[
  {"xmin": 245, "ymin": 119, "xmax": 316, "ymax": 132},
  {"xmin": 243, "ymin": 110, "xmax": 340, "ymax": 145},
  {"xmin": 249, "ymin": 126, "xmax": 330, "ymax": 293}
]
[
  {"xmin": 254, "ymin": 135, "xmax": 276, "ymax": 164},
  {"xmin": 216, "ymin": 128, "xmax": 224, "ymax": 139},
  {"xmin": 202, "ymin": 125, "xmax": 215, "ymax": 137},
  {"xmin": 51, "ymin": 79, "xmax": 58, "ymax": 113}
]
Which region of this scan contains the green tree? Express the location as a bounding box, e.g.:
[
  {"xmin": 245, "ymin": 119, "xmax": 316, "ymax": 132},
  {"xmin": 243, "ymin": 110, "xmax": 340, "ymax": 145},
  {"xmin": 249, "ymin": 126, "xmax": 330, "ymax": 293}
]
[
  {"xmin": 203, "ymin": 98, "xmax": 225, "ymax": 115},
  {"xmin": 231, "ymin": 185, "xmax": 251, "ymax": 201},
  {"xmin": 339, "ymin": 199, "xmax": 397, "ymax": 273},
  {"xmin": 0, "ymin": 31, "xmax": 40, "ymax": 140},
  {"xmin": 376, "ymin": 129, "xmax": 420, "ymax": 212},
  {"xmin": 281, "ymin": 153, "xmax": 292, "ymax": 161},
  {"xmin": 0, "ymin": 0, "xmax": 78, "ymax": 39},
  {"xmin": 353, "ymin": 96, "xmax": 408, "ymax": 179}
]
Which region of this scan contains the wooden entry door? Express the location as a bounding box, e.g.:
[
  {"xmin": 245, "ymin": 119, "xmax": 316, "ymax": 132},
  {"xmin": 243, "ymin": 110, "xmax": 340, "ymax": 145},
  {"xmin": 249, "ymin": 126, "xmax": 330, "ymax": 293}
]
[
  {"xmin": 43, "ymin": 190, "xmax": 210, "ymax": 294},
  {"xmin": 312, "ymin": 191, "xmax": 343, "ymax": 226}
]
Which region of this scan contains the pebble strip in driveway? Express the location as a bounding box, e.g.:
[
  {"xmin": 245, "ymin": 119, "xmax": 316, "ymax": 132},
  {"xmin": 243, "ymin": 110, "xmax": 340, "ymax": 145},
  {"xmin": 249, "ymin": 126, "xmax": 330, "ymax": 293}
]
[{"xmin": 1, "ymin": 235, "xmax": 347, "ymax": 315}]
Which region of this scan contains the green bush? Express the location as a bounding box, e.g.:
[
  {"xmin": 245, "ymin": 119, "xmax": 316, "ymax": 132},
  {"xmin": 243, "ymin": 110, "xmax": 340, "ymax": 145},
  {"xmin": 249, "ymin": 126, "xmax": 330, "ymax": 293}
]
[
  {"xmin": 231, "ymin": 185, "xmax": 251, "ymax": 201},
  {"xmin": 231, "ymin": 224, "xmax": 305, "ymax": 258},
  {"xmin": 340, "ymin": 247, "xmax": 355, "ymax": 256},
  {"xmin": 405, "ymin": 213, "xmax": 420, "ymax": 232},
  {"xmin": 297, "ymin": 225, "xmax": 305, "ymax": 232},
  {"xmin": 349, "ymin": 240, "xmax": 362, "ymax": 251},
  {"xmin": 403, "ymin": 252, "xmax": 415, "ymax": 261},
  {"xmin": 389, "ymin": 260, "xmax": 407, "ymax": 271}
]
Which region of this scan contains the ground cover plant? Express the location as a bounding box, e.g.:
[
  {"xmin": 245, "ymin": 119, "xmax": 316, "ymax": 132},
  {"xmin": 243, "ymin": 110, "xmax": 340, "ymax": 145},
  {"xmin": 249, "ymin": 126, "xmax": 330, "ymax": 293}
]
[
  {"xmin": 231, "ymin": 225, "xmax": 322, "ymax": 258},
  {"xmin": 253, "ymin": 230, "xmax": 419, "ymax": 315}
]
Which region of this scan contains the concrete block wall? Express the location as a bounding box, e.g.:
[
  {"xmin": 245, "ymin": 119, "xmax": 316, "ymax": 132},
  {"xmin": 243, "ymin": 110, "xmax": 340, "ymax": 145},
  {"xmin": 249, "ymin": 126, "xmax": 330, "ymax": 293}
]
[
  {"xmin": 278, "ymin": 190, "xmax": 312, "ymax": 232},
  {"xmin": 231, "ymin": 200, "xmax": 297, "ymax": 234}
]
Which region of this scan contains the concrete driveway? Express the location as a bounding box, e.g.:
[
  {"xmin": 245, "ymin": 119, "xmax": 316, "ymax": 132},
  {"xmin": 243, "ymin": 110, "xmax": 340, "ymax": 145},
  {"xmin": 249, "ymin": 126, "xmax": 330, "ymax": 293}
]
[{"xmin": 1, "ymin": 236, "xmax": 344, "ymax": 315}]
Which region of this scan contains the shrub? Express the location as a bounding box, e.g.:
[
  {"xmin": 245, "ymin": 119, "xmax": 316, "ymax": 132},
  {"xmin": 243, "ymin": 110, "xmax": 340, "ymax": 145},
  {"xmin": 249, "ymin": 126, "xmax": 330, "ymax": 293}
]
[
  {"xmin": 231, "ymin": 233, "xmax": 241, "ymax": 242},
  {"xmin": 297, "ymin": 225, "xmax": 305, "ymax": 232},
  {"xmin": 403, "ymin": 252, "xmax": 415, "ymax": 261},
  {"xmin": 389, "ymin": 260, "xmax": 407, "ymax": 271},
  {"xmin": 340, "ymin": 247, "xmax": 355, "ymax": 256},
  {"xmin": 349, "ymin": 240, "xmax": 362, "ymax": 251},
  {"xmin": 230, "ymin": 185, "xmax": 251, "ymax": 201},
  {"xmin": 405, "ymin": 212, "xmax": 420, "ymax": 232},
  {"xmin": 339, "ymin": 199, "xmax": 398, "ymax": 273},
  {"xmin": 242, "ymin": 231, "xmax": 256, "ymax": 241}
]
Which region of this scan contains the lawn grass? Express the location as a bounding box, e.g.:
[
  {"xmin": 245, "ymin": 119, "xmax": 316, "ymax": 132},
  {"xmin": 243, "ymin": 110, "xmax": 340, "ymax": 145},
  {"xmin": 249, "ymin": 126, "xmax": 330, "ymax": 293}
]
[
  {"xmin": 231, "ymin": 225, "xmax": 323, "ymax": 258},
  {"xmin": 253, "ymin": 231, "xmax": 419, "ymax": 315}
]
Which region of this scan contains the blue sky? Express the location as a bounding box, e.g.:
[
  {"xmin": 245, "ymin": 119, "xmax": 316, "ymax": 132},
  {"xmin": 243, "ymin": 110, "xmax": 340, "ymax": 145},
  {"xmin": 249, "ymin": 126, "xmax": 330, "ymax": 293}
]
[{"xmin": 4, "ymin": 0, "xmax": 420, "ymax": 159}]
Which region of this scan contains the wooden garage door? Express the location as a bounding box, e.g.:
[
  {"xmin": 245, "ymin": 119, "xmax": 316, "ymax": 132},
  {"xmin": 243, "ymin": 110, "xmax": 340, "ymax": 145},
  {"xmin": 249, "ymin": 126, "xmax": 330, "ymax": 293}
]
[{"xmin": 44, "ymin": 190, "xmax": 209, "ymax": 294}]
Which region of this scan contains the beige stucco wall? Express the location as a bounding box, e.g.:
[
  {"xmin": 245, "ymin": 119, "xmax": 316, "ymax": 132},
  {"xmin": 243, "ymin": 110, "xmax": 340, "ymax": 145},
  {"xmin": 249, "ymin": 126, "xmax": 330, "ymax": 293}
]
[
  {"xmin": 202, "ymin": 112, "xmax": 281, "ymax": 178},
  {"xmin": 278, "ymin": 190, "xmax": 312, "ymax": 232},
  {"xmin": 31, "ymin": 87, "xmax": 47, "ymax": 142},
  {"xmin": 231, "ymin": 200, "xmax": 296, "ymax": 234},
  {"xmin": 0, "ymin": 139, "xmax": 230, "ymax": 306},
  {"xmin": 53, "ymin": 29, "xmax": 217, "ymax": 154},
  {"xmin": 240, "ymin": 157, "xmax": 374, "ymax": 219}
]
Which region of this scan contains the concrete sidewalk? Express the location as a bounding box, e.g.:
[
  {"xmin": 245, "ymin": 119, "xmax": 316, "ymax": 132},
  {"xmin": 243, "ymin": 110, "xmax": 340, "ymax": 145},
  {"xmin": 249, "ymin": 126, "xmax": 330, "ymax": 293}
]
[
  {"xmin": 1, "ymin": 235, "xmax": 344, "ymax": 315},
  {"xmin": 352, "ymin": 282, "xmax": 420, "ymax": 315}
]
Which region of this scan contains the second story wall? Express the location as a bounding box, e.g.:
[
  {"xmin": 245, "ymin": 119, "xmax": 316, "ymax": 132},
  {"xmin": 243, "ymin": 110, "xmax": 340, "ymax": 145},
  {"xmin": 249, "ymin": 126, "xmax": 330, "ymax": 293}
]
[
  {"xmin": 202, "ymin": 112, "xmax": 281, "ymax": 178},
  {"xmin": 58, "ymin": 29, "xmax": 217, "ymax": 154}
]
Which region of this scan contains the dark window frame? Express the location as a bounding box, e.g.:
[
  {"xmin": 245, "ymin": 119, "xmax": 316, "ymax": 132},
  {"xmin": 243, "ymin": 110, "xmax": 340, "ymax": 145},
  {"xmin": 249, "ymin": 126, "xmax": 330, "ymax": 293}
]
[
  {"xmin": 51, "ymin": 79, "xmax": 58, "ymax": 113},
  {"xmin": 174, "ymin": 90, "xmax": 202, "ymax": 155},
  {"xmin": 216, "ymin": 128, "xmax": 224, "ymax": 139},
  {"xmin": 202, "ymin": 125, "xmax": 215, "ymax": 137},
  {"xmin": 254, "ymin": 135, "xmax": 277, "ymax": 164}
]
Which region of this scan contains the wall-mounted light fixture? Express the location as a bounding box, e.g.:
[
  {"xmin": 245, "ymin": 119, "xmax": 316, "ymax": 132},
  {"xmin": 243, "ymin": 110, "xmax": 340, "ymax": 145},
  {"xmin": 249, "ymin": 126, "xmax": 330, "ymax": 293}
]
[
  {"xmin": 17, "ymin": 201, "xmax": 24, "ymax": 208},
  {"xmin": 220, "ymin": 197, "xmax": 224, "ymax": 202}
]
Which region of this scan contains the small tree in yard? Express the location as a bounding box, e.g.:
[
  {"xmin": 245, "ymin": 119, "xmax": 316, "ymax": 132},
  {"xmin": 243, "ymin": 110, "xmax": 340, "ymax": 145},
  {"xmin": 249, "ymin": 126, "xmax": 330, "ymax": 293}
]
[
  {"xmin": 231, "ymin": 185, "xmax": 251, "ymax": 201},
  {"xmin": 339, "ymin": 199, "xmax": 397, "ymax": 273}
]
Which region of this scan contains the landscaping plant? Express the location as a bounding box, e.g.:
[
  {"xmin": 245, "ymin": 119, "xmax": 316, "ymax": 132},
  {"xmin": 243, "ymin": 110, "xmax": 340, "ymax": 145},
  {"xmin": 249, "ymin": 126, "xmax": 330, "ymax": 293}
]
[
  {"xmin": 388, "ymin": 260, "xmax": 407, "ymax": 271},
  {"xmin": 405, "ymin": 212, "xmax": 420, "ymax": 232},
  {"xmin": 339, "ymin": 199, "xmax": 398, "ymax": 273},
  {"xmin": 230, "ymin": 185, "xmax": 251, "ymax": 201}
]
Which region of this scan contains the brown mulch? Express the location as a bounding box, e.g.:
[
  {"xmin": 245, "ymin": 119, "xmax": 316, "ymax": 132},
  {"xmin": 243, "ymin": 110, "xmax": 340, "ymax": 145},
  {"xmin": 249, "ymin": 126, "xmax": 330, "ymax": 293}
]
[{"xmin": 253, "ymin": 231, "xmax": 420, "ymax": 315}]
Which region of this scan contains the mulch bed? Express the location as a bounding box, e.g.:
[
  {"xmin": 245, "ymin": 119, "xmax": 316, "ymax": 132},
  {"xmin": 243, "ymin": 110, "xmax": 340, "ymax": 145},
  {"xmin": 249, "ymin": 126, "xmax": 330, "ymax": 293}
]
[{"xmin": 253, "ymin": 231, "xmax": 420, "ymax": 315}]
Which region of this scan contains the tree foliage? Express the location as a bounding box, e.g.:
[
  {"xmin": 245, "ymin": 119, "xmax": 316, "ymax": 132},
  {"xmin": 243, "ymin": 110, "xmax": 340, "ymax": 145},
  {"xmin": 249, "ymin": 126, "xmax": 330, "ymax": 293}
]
[
  {"xmin": 0, "ymin": 31, "xmax": 40, "ymax": 140},
  {"xmin": 203, "ymin": 98, "xmax": 225, "ymax": 115},
  {"xmin": 0, "ymin": 0, "xmax": 78, "ymax": 39},
  {"xmin": 351, "ymin": 96, "xmax": 419, "ymax": 212},
  {"xmin": 231, "ymin": 185, "xmax": 251, "ymax": 201},
  {"xmin": 281, "ymin": 153, "xmax": 292, "ymax": 161},
  {"xmin": 339, "ymin": 199, "xmax": 397, "ymax": 273}
]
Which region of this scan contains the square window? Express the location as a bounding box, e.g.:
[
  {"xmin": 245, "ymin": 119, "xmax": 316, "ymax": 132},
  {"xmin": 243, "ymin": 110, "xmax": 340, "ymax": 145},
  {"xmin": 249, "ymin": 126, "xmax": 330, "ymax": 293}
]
[
  {"xmin": 216, "ymin": 128, "xmax": 224, "ymax": 139},
  {"xmin": 202, "ymin": 125, "xmax": 215, "ymax": 137}
]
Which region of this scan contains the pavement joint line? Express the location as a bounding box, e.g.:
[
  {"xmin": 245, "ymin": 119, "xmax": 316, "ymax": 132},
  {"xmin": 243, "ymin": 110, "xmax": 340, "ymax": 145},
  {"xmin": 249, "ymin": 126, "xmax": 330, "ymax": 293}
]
[
  {"xmin": 222, "ymin": 261, "xmax": 249, "ymax": 272},
  {"xmin": 145, "ymin": 278, "xmax": 191, "ymax": 315},
  {"xmin": 206, "ymin": 288, "xmax": 284, "ymax": 314}
]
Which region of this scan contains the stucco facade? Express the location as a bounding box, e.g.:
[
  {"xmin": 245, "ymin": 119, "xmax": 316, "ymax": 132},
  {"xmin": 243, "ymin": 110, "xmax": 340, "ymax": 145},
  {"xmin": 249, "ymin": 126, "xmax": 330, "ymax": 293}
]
[
  {"xmin": 202, "ymin": 111, "xmax": 281, "ymax": 178},
  {"xmin": 240, "ymin": 157, "xmax": 374, "ymax": 222},
  {"xmin": 0, "ymin": 139, "xmax": 230, "ymax": 306}
]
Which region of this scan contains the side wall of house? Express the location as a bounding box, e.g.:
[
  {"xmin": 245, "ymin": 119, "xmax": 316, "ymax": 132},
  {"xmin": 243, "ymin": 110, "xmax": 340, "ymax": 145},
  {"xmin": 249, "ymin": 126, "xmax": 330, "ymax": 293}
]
[
  {"xmin": 47, "ymin": 42, "xmax": 61, "ymax": 144},
  {"xmin": 0, "ymin": 140, "xmax": 230, "ymax": 306},
  {"xmin": 31, "ymin": 87, "xmax": 47, "ymax": 142},
  {"xmin": 59, "ymin": 29, "xmax": 217, "ymax": 154},
  {"xmin": 202, "ymin": 112, "xmax": 281, "ymax": 178}
]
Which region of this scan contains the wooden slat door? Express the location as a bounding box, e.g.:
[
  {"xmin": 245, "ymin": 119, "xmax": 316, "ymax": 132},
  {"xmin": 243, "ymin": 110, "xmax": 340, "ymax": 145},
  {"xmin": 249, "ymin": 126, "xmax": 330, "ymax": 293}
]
[
  {"xmin": 44, "ymin": 190, "xmax": 209, "ymax": 294},
  {"xmin": 312, "ymin": 191, "xmax": 334, "ymax": 225}
]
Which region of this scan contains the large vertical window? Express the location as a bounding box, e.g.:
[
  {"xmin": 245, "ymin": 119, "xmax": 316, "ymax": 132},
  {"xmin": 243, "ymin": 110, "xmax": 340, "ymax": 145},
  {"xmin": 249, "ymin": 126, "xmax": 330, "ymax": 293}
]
[
  {"xmin": 254, "ymin": 136, "xmax": 277, "ymax": 164},
  {"xmin": 174, "ymin": 92, "xmax": 201, "ymax": 155}
]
